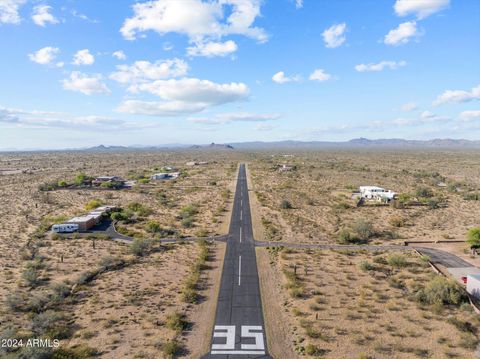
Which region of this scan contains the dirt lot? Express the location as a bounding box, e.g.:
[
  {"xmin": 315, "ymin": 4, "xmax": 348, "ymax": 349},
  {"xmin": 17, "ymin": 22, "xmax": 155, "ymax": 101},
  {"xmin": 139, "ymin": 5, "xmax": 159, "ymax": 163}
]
[
  {"xmin": 0, "ymin": 150, "xmax": 234, "ymax": 357},
  {"xmin": 259, "ymin": 246, "xmax": 480, "ymax": 359},
  {"xmin": 248, "ymin": 150, "xmax": 480, "ymax": 245}
]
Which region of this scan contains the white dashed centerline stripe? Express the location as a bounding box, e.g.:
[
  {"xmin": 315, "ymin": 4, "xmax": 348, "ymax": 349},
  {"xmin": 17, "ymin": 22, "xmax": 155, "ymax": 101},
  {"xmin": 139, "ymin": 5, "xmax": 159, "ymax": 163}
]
[
  {"xmin": 238, "ymin": 256, "xmax": 241, "ymax": 286},
  {"xmin": 240, "ymin": 227, "xmax": 242, "ymax": 243},
  {"xmin": 240, "ymin": 210, "xmax": 242, "ymax": 221}
]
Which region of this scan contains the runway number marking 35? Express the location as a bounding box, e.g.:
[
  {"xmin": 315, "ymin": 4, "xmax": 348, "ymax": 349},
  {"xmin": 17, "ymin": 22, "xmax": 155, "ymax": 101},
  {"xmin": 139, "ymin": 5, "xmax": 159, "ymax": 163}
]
[{"xmin": 211, "ymin": 325, "xmax": 265, "ymax": 355}]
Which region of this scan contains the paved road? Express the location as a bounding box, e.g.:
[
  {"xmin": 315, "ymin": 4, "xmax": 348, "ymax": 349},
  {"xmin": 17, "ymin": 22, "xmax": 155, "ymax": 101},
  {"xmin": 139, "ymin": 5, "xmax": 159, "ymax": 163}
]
[
  {"xmin": 255, "ymin": 241, "xmax": 408, "ymax": 251},
  {"xmin": 202, "ymin": 164, "xmax": 271, "ymax": 359},
  {"xmin": 413, "ymin": 247, "xmax": 473, "ymax": 268}
]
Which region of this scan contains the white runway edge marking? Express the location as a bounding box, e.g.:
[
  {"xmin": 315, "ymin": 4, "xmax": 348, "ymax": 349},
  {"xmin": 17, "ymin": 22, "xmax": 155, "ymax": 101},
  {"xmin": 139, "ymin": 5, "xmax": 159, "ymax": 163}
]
[
  {"xmin": 238, "ymin": 256, "xmax": 242, "ymax": 286},
  {"xmin": 211, "ymin": 351, "xmax": 266, "ymax": 355}
]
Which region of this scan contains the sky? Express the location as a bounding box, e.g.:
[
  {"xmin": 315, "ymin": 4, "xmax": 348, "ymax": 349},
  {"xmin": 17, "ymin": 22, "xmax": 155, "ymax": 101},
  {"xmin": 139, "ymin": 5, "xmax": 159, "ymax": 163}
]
[{"xmin": 0, "ymin": 0, "xmax": 479, "ymax": 150}]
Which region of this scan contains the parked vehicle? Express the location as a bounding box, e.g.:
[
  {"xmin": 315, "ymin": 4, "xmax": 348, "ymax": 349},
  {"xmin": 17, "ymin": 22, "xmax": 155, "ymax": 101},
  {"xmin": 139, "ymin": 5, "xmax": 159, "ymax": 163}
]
[
  {"xmin": 52, "ymin": 223, "xmax": 79, "ymax": 233},
  {"xmin": 359, "ymin": 186, "xmax": 397, "ymax": 201}
]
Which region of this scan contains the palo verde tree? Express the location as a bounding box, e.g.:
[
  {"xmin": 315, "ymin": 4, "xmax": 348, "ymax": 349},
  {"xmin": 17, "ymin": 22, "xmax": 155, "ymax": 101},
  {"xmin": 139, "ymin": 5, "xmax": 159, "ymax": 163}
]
[{"xmin": 466, "ymin": 227, "xmax": 480, "ymax": 249}]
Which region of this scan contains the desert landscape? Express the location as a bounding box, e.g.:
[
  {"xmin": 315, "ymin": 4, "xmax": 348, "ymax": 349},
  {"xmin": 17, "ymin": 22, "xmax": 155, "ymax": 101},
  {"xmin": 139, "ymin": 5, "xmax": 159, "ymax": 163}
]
[
  {"xmin": 0, "ymin": 150, "xmax": 236, "ymax": 358},
  {"xmin": 257, "ymin": 246, "xmax": 480, "ymax": 358},
  {"xmin": 248, "ymin": 150, "xmax": 480, "ymax": 246}
]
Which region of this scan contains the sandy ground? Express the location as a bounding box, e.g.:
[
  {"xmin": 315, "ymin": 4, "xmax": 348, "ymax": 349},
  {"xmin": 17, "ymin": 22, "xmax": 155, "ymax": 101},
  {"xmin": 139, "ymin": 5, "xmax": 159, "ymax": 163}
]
[
  {"xmin": 265, "ymin": 247, "xmax": 480, "ymax": 358},
  {"xmin": 0, "ymin": 150, "xmax": 237, "ymax": 357},
  {"xmin": 256, "ymin": 248, "xmax": 299, "ymax": 359},
  {"xmin": 248, "ymin": 151, "xmax": 480, "ymax": 246}
]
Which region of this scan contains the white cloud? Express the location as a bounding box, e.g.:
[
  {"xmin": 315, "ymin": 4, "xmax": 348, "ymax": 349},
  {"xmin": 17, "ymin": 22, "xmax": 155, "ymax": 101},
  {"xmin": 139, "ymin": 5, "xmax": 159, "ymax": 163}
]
[
  {"xmin": 322, "ymin": 23, "xmax": 347, "ymax": 48},
  {"xmin": 71, "ymin": 9, "xmax": 98, "ymax": 23},
  {"xmin": 120, "ymin": 0, "xmax": 267, "ymax": 44},
  {"xmin": 0, "ymin": 0, "xmax": 26, "ymax": 24},
  {"xmin": 254, "ymin": 123, "xmax": 274, "ymax": 131},
  {"xmin": 394, "ymin": 0, "xmax": 449, "ymax": 19},
  {"xmin": 434, "ymin": 85, "xmax": 480, "ymax": 106},
  {"xmin": 0, "ymin": 105, "xmax": 125, "ymax": 129},
  {"xmin": 28, "ymin": 46, "xmax": 59, "ymax": 65},
  {"xmin": 355, "ymin": 60, "xmax": 407, "ymax": 72},
  {"xmin": 392, "ymin": 111, "xmax": 450, "ymax": 126},
  {"xmin": 112, "ymin": 50, "xmax": 127, "ymax": 60},
  {"xmin": 309, "ymin": 69, "xmax": 332, "ymax": 82},
  {"xmin": 32, "ymin": 5, "xmax": 58, "ymax": 27},
  {"xmin": 401, "ymin": 102, "xmax": 418, "ymax": 112},
  {"xmin": 187, "ymin": 40, "xmax": 238, "ymax": 57},
  {"xmin": 384, "ymin": 21, "xmax": 420, "ymax": 46},
  {"xmin": 110, "ymin": 59, "xmax": 188, "ymax": 85},
  {"xmin": 72, "ymin": 49, "xmax": 95, "ymax": 65},
  {"xmin": 117, "ymin": 78, "xmax": 249, "ymax": 116},
  {"xmin": 459, "ymin": 110, "xmax": 480, "ymax": 122},
  {"xmin": 62, "ymin": 72, "xmax": 110, "ymax": 95},
  {"xmin": 295, "ymin": 0, "xmax": 303, "ymax": 9},
  {"xmin": 272, "ymin": 71, "xmax": 300, "ymax": 84},
  {"xmin": 189, "ymin": 112, "xmax": 280, "ymax": 124}
]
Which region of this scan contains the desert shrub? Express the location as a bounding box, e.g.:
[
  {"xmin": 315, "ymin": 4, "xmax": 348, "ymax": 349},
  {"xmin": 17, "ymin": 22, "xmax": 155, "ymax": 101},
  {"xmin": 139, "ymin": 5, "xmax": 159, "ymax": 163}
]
[
  {"xmin": 74, "ymin": 173, "xmax": 92, "ymax": 186},
  {"xmin": 50, "ymin": 282, "xmax": 71, "ymax": 302},
  {"xmin": 397, "ymin": 193, "xmax": 411, "ymax": 203},
  {"xmin": 351, "ymin": 219, "xmax": 374, "ymax": 240},
  {"xmin": 416, "ymin": 186, "xmax": 433, "ymax": 198},
  {"xmin": 26, "ymin": 292, "xmax": 50, "ymax": 313},
  {"xmin": 195, "ymin": 229, "xmax": 209, "ymax": 237},
  {"xmin": 110, "ymin": 210, "xmax": 134, "ymax": 222},
  {"xmin": 463, "ymin": 192, "xmax": 480, "ymax": 201},
  {"xmin": 22, "ymin": 267, "xmax": 41, "ymax": 287},
  {"xmin": 359, "ymin": 260, "xmax": 376, "ymax": 271},
  {"xmin": 165, "ymin": 312, "xmax": 186, "ymax": 333},
  {"xmin": 145, "ymin": 220, "xmax": 162, "ymax": 233},
  {"xmin": 57, "ymin": 180, "xmax": 68, "ymax": 187},
  {"xmin": 427, "ymin": 198, "xmax": 440, "ymax": 209},
  {"xmin": 179, "ymin": 204, "xmax": 199, "ymax": 218},
  {"xmin": 130, "ymin": 238, "xmax": 151, "ymax": 257},
  {"xmin": 280, "ymin": 200, "xmax": 293, "ymax": 209},
  {"xmin": 181, "ymin": 288, "xmax": 198, "ymax": 303},
  {"xmin": 52, "ymin": 344, "xmax": 98, "ymax": 358},
  {"xmin": 447, "ymin": 317, "xmax": 477, "ymax": 334},
  {"xmin": 387, "ymin": 253, "xmax": 407, "ymax": 268},
  {"xmin": 337, "ymin": 229, "xmax": 363, "ymax": 244},
  {"xmin": 98, "ymin": 256, "xmax": 125, "ymax": 271},
  {"xmin": 388, "ymin": 216, "xmax": 406, "ymax": 227},
  {"xmin": 414, "ymin": 276, "xmax": 467, "ymax": 306},
  {"xmin": 127, "ymin": 202, "xmax": 152, "ymax": 216},
  {"xmin": 32, "ymin": 310, "xmax": 72, "ymax": 339},
  {"xmin": 181, "ymin": 217, "xmax": 194, "ymax": 228},
  {"xmin": 85, "ymin": 199, "xmax": 103, "ymax": 211},
  {"xmin": 100, "ymin": 181, "xmax": 123, "ymax": 188},
  {"xmin": 162, "ymin": 340, "xmax": 181, "ymax": 358},
  {"xmin": 16, "ymin": 346, "xmax": 52, "ymax": 359},
  {"xmin": 305, "ymin": 344, "xmax": 328, "ymax": 356},
  {"xmin": 466, "ymin": 227, "xmax": 480, "ymax": 249}
]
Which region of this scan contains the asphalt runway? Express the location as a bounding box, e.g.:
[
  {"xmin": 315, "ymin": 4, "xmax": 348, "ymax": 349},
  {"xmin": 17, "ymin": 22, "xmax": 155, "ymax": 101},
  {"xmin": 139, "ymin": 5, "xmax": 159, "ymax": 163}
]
[{"xmin": 202, "ymin": 164, "xmax": 272, "ymax": 359}]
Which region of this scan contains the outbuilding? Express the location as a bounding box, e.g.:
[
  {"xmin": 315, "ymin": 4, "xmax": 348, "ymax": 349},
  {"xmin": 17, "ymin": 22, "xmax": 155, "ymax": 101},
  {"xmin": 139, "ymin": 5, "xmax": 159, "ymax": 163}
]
[
  {"xmin": 65, "ymin": 215, "xmax": 97, "ymax": 231},
  {"xmin": 466, "ymin": 274, "xmax": 480, "ymax": 300}
]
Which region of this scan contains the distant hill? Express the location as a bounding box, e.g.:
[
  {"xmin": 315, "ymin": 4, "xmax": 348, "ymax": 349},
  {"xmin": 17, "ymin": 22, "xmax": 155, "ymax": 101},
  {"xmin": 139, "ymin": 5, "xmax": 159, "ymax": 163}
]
[
  {"xmin": 230, "ymin": 138, "xmax": 480, "ymax": 149},
  {"xmin": 3, "ymin": 138, "xmax": 480, "ymax": 152},
  {"xmin": 190, "ymin": 143, "xmax": 234, "ymax": 150}
]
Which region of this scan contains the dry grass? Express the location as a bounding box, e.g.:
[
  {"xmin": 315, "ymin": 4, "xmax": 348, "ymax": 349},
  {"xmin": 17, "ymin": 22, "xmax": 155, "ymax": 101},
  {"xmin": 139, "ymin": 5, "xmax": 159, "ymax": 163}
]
[
  {"xmin": 0, "ymin": 150, "xmax": 235, "ymax": 357},
  {"xmin": 249, "ymin": 150, "xmax": 480, "ymax": 245},
  {"xmin": 263, "ymin": 247, "xmax": 480, "ymax": 358}
]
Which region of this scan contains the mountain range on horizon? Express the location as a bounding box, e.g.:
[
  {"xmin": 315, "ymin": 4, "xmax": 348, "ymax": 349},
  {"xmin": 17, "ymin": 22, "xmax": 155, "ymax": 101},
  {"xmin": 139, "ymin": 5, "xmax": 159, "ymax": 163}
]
[{"xmin": 3, "ymin": 138, "xmax": 480, "ymax": 152}]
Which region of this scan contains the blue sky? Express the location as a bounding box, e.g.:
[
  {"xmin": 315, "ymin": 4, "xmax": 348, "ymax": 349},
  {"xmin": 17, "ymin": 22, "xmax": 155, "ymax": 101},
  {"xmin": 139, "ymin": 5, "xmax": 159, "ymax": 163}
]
[{"xmin": 0, "ymin": 0, "xmax": 479, "ymax": 149}]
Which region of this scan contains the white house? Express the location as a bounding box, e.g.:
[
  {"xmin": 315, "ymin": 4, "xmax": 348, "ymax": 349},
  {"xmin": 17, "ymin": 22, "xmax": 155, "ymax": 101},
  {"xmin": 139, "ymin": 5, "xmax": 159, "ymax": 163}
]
[
  {"xmin": 359, "ymin": 186, "xmax": 397, "ymax": 201},
  {"xmin": 467, "ymin": 274, "xmax": 480, "ymax": 300}
]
